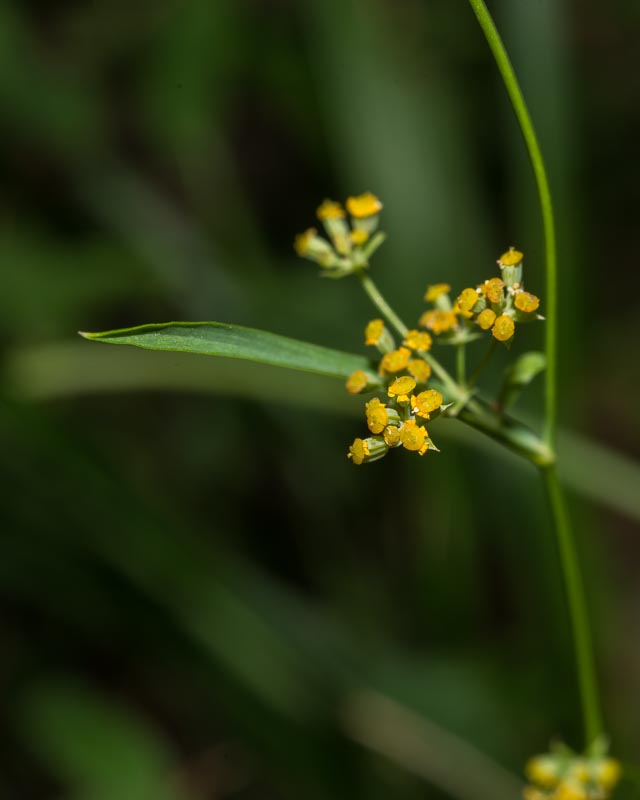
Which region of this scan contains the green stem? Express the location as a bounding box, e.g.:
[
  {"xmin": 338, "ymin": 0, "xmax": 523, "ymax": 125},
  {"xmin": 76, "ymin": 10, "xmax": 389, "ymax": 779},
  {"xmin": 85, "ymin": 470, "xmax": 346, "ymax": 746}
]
[
  {"xmin": 542, "ymin": 466, "xmax": 602, "ymax": 747},
  {"xmin": 456, "ymin": 344, "xmax": 466, "ymax": 386},
  {"xmin": 467, "ymin": 338, "xmax": 497, "ymax": 389},
  {"xmin": 466, "ymin": 0, "xmax": 557, "ymax": 451}
]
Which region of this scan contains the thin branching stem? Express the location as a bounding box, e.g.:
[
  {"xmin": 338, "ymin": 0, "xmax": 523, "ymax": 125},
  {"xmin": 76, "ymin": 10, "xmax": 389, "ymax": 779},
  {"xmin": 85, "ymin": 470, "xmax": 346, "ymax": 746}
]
[
  {"xmin": 542, "ymin": 466, "xmax": 603, "ymax": 748},
  {"xmin": 467, "ymin": 0, "xmax": 557, "ymax": 451},
  {"xmin": 467, "ymin": 0, "xmax": 603, "ymax": 749}
]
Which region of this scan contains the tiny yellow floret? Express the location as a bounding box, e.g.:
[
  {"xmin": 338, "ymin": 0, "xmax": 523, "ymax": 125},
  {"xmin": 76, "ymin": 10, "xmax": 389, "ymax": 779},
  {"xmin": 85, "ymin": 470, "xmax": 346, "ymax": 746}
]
[
  {"xmin": 346, "ymin": 370, "xmax": 368, "ymax": 395},
  {"xmin": 383, "ymin": 425, "xmax": 400, "ymax": 446},
  {"xmin": 458, "ymin": 287, "xmax": 479, "ymax": 314},
  {"xmin": 492, "ymin": 313, "xmax": 515, "ymax": 342},
  {"xmin": 317, "ymin": 199, "xmax": 345, "ymax": 220},
  {"xmin": 522, "ymin": 789, "xmax": 546, "ymax": 800},
  {"xmin": 411, "ymin": 389, "xmax": 443, "ymax": 419},
  {"xmin": 408, "ymin": 359, "xmax": 431, "ymax": 383},
  {"xmin": 380, "ymin": 346, "xmax": 412, "ymax": 374},
  {"xmin": 419, "ymin": 309, "xmax": 457, "ymax": 335},
  {"xmin": 515, "ymin": 291, "xmax": 540, "ymax": 313},
  {"xmin": 526, "ymin": 757, "xmax": 559, "ymax": 790},
  {"xmin": 348, "ymin": 438, "xmax": 370, "ymax": 465},
  {"xmin": 294, "ymin": 228, "xmax": 317, "ymax": 256},
  {"xmin": 477, "ymin": 308, "xmax": 497, "ymax": 330},
  {"xmin": 399, "ymin": 420, "xmax": 429, "ymax": 455},
  {"xmin": 365, "ymin": 397, "xmax": 389, "ymax": 435},
  {"xmin": 365, "ymin": 319, "xmax": 385, "ymax": 346},
  {"xmin": 424, "ymin": 283, "xmax": 451, "ymax": 302},
  {"xmin": 388, "ymin": 375, "xmax": 417, "ymax": 403},
  {"xmin": 346, "ymin": 192, "xmax": 383, "ymax": 218},
  {"xmin": 594, "ymin": 759, "xmax": 621, "ymax": 791},
  {"xmin": 553, "ymin": 780, "xmax": 587, "ymax": 800},
  {"xmin": 350, "ymin": 229, "xmax": 369, "ymax": 245},
  {"xmin": 404, "ymin": 329, "xmax": 433, "ymax": 351},
  {"xmin": 499, "ymin": 246, "xmax": 524, "ymax": 267},
  {"xmin": 482, "ymin": 277, "xmax": 505, "ymax": 304}
]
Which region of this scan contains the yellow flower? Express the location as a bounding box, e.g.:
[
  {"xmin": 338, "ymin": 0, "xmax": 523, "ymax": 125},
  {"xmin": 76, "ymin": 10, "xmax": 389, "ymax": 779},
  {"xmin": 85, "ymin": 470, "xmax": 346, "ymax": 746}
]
[
  {"xmin": 380, "ymin": 346, "xmax": 412, "ymax": 374},
  {"xmin": 388, "ymin": 375, "xmax": 416, "ymax": 403},
  {"xmin": 492, "ymin": 313, "xmax": 515, "ymax": 342},
  {"xmin": 408, "ymin": 359, "xmax": 431, "ymax": 383},
  {"xmin": 482, "ymin": 277, "xmax": 505, "ymax": 304},
  {"xmin": 317, "ymin": 199, "xmax": 345, "ymax": 220},
  {"xmin": 383, "ymin": 425, "xmax": 400, "ymax": 446},
  {"xmin": 346, "ymin": 370, "xmax": 368, "ymax": 395},
  {"xmin": 404, "ymin": 329, "xmax": 433, "ymax": 351},
  {"xmin": 347, "ymin": 437, "xmax": 370, "ymax": 465},
  {"xmin": 522, "ymin": 789, "xmax": 546, "ymax": 800},
  {"xmin": 526, "ymin": 757, "xmax": 560, "ymax": 789},
  {"xmin": 594, "ymin": 759, "xmax": 621, "ymax": 791},
  {"xmin": 424, "ymin": 283, "xmax": 451, "ymax": 303},
  {"xmin": 350, "ymin": 229, "xmax": 369, "ymax": 245},
  {"xmin": 553, "ymin": 780, "xmax": 586, "ymax": 800},
  {"xmin": 457, "ymin": 287, "xmax": 479, "ymax": 314},
  {"xmin": 399, "ymin": 420, "xmax": 429, "ymax": 455},
  {"xmin": 346, "ymin": 191, "xmax": 383, "ymax": 218},
  {"xmin": 515, "ymin": 291, "xmax": 540, "ymax": 313},
  {"xmin": 477, "ymin": 308, "xmax": 496, "ymax": 330},
  {"xmin": 411, "ymin": 389, "xmax": 443, "ymax": 419},
  {"xmin": 294, "ymin": 228, "xmax": 318, "ymax": 257},
  {"xmin": 419, "ymin": 309, "xmax": 457, "ymax": 335},
  {"xmin": 498, "ymin": 246, "xmax": 524, "ymax": 266},
  {"xmin": 365, "ymin": 318, "xmax": 385, "ymax": 346},
  {"xmin": 365, "ymin": 397, "xmax": 389, "ymax": 434}
]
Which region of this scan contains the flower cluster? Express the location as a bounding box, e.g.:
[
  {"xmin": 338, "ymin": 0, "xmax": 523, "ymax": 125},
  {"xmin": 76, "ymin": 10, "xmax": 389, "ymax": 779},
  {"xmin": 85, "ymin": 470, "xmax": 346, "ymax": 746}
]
[
  {"xmin": 421, "ymin": 247, "xmax": 542, "ymax": 345},
  {"xmin": 524, "ymin": 745, "xmax": 621, "ymax": 800},
  {"xmin": 345, "ymin": 319, "xmax": 445, "ymax": 465},
  {"xmin": 294, "ymin": 192, "xmax": 386, "ymax": 278}
]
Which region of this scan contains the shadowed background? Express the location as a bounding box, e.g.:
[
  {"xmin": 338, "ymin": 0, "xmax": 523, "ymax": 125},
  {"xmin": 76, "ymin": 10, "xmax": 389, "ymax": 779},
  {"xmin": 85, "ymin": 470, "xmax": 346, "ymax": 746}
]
[{"xmin": 1, "ymin": 0, "xmax": 639, "ymax": 798}]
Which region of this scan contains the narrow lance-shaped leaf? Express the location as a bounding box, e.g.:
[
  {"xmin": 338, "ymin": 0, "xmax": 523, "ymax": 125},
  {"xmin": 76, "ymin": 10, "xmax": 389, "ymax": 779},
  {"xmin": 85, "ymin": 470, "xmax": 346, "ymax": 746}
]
[{"xmin": 80, "ymin": 322, "xmax": 371, "ymax": 380}]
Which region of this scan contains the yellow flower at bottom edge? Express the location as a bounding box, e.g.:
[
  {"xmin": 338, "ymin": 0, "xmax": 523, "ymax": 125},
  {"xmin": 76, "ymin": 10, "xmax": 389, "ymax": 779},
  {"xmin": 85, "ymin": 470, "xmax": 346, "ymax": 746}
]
[
  {"xmin": 399, "ymin": 420, "xmax": 429, "ymax": 455},
  {"xmin": 522, "ymin": 788, "xmax": 546, "ymax": 800},
  {"xmin": 387, "ymin": 375, "xmax": 417, "ymax": 404},
  {"xmin": 552, "ymin": 780, "xmax": 587, "ymax": 800},
  {"xmin": 594, "ymin": 758, "xmax": 622, "ymax": 792},
  {"xmin": 526, "ymin": 756, "xmax": 560, "ymax": 789},
  {"xmin": 365, "ymin": 397, "xmax": 388, "ymax": 434}
]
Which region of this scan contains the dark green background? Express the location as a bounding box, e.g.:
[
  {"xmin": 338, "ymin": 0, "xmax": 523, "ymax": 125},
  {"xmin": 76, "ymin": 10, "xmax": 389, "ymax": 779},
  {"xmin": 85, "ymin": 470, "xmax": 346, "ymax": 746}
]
[{"xmin": 1, "ymin": 1, "xmax": 639, "ymax": 797}]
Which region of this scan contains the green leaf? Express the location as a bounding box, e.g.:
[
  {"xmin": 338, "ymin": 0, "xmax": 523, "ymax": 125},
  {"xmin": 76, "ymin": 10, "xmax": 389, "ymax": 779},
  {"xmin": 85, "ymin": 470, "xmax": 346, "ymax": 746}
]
[
  {"xmin": 80, "ymin": 322, "xmax": 370, "ymax": 380},
  {"xmin": 498, "ymin": 351, "xmax": 546, "ymax": 412}
]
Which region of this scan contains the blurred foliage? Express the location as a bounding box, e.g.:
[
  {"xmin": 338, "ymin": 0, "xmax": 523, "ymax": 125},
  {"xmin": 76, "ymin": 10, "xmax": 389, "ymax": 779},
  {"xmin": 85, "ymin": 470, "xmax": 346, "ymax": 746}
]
[{"xmin": 0, "ymin": 0, "xmax": 639, "ymax": 798}]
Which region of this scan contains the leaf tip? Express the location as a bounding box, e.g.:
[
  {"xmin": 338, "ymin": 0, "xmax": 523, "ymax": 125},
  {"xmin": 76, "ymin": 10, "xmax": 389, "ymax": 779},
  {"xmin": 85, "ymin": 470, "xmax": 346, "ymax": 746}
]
[{"xmin": 78, "ymin": 331, "xmax": 97, "ymax": 340}]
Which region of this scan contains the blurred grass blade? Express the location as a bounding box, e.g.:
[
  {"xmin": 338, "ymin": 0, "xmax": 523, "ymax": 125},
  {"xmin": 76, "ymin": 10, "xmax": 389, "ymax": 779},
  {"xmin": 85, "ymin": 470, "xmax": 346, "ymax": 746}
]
[
  {"xmin": 18, "ymin": 680, "xmax": 190, "ymax": 800},
  {"xmin": 343, "ymin": 691, "xmax": 522, "ymax": 800},
  {"xmin": 498, "ymin": 351, "xmax": 546, "ymax": 412},
  {"xmin": 80, "ymin": 322, "xmax": 370, "ymax": 379}
]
